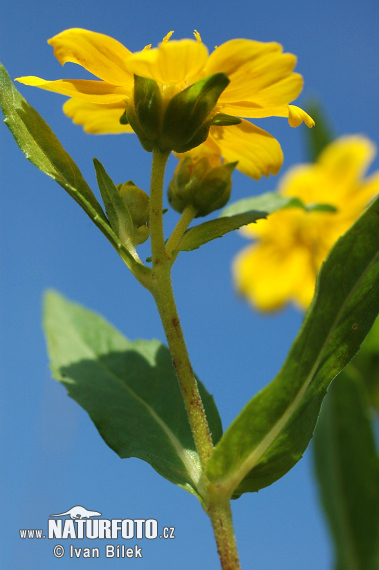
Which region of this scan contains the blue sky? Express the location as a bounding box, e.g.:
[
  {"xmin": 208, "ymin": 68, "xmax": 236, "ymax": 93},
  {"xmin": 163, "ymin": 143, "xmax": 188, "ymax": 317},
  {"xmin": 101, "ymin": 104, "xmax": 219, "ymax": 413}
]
[{"xmin": 1, "ymin": 0, "xmax": 378, "ymax": 568}]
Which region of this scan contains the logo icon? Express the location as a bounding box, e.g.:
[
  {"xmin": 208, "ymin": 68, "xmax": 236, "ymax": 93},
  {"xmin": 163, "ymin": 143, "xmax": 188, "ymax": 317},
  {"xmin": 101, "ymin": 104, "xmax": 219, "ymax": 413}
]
[{"xmin": 50, "ymin": 506, "xmax": 102, "ymax": 520}]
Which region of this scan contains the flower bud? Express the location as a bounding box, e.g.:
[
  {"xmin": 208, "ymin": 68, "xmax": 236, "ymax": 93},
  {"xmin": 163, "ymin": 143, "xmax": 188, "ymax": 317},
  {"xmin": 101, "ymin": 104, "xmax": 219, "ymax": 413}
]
[
  {"xmin": 119, "ymin": 181, "xmax": 150, "ymax": 245},
  {"xmin": 167, "ymin": 155, "xmax": 237, "ymax": 217}
]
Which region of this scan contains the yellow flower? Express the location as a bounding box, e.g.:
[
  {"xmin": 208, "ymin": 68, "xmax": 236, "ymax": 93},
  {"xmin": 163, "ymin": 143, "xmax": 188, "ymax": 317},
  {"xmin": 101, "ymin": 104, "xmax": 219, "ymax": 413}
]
[
  {"xmin": 16, "ymin": 28, "xmax": 314, "ymax": 179},
  {"xmin": 233, "ymin": 135, "xmax": 379, "ymax": 311}
]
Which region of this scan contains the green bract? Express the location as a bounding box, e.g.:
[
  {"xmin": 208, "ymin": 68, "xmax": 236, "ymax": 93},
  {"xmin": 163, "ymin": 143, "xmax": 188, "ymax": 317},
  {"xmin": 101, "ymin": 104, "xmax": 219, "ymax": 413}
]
[{"xmin": 123, "ymin": 73, "xmax": 230, "ymax": 153}]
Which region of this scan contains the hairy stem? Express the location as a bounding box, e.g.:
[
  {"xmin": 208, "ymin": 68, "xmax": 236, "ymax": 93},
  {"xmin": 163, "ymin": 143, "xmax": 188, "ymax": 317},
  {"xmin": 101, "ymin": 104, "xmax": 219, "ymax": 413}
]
[
  {"xmin": 147, "ymin": 147, "xmax": 240, "ymax": 569},
  {"xmin": 148, "ymin": 148, "xmax": 213, "ymax": 469},
  {"xmin": 149, "ymin": 148, "xmax": 171, "ymax": 265},
  {"xmin": 207, "ymin": 491, "xmax": 241, "ymax": 570},
  {"xmin": 165, "ymin": 204, "xmax": 197, "ymax": 259},
  {"xmin": 153, "ymin": 269, "xmax": 214, "ymax": 469}
]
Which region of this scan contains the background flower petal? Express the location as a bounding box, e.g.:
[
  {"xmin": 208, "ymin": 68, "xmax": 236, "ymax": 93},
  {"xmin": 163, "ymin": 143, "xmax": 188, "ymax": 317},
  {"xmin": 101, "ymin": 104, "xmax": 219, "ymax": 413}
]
[
  {"xmin": 63, "ymin": 99, "xmax": 133, "ymax": 134},
  {"xmin": 319, "ymin": 135, "xmax": 376, "ymax": 186},
  {"xmin": 233, "ymin": 242, "xmax": 315, "ymax": 311},
  {"xmin": 235, "ymin": 134, "xmax": 379, "ymax": 312},
  {"xmin": 15, "ymin": 76, "xmax": 128, "ymax": 103},
  {"xmin": 279, "ymin": 164, "xmax": 332, "ymax": 204},
  {"xmin": 351, "ymin": 172, "xmax": 379, "ymax": 212},
  {"xmin": 48, "ymin": 28, "xmax": 134, "ymax": 86},
  {"xmin": 125, "ymin": 39, "xmax": 208, "ymax": 85},
  {"xmin": 207, "ymin": 120, "xmax": 283, "ymax": 179}
]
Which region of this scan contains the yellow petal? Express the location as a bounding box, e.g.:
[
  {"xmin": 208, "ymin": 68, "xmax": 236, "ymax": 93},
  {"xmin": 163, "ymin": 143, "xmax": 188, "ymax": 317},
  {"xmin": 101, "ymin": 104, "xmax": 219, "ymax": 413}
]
[
  {"xmin": 318, "ymin": 135, "xmax": 376, "ymax": 186},
  {"xmin": 63, "ymin": 99, "xmax": 133, "ymax": 134},
  {"xmin": 207, "ymin": 120, "xmax": 283, "ymax": 179},
  {"xmin": 204, "ymin": 39, "xmax": 283, "ymax": 78},
  {"xmin": 125, "ymin": 39, "xmax": 208, "ymax": 85},
  {"xmin": 48, "ymin": 28, "xmax": 133, "ymax": 87},
  {"xmin": 353, "ymin": 171, "xmax": 379, "ymax": 210},
  {"xmin": 250, "ymin": 74, "xmax": 303, "ymax": 108},
  {"xmin": 240, "ymin": 208, "xmax": 304, "ymax": 239},
  {"xmin": 15, "ymin": 76, "xmax": 128, "ymax": 104},
  {"xmin": 222, "ymin": 56, "xmax": 301, "ymax": 105},
  {"xmin": 233, "ymin": 241, "xmax": 315, "ymax": 311},
  {"xmin": 288, "ymin": 105, "xmax": 315, "ymax": 127},
  {"xmin": 216, "ymin": 103, "xmax": 289, "ymax": 120},
  {"xmin": 279, "ymin": 164, "xmax": 333, "ymax": 204},
  {"xmin": 205, "ymin": 40, "xmax": 304, "ymax": 109}
]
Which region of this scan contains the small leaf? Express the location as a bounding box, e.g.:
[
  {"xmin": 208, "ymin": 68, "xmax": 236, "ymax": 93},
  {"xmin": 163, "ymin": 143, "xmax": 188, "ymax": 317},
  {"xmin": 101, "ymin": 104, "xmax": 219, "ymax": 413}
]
[
  {"xmin": 221, "ymin": 191, "xmax": 336, "ymax": 218},
  {"xmin": 313, "ymin": 371, "xmax": 379, "ymax": 570},
  {"xmin": 175, "ymin": 191, "xmax": 336, "ymax": 254},
  {"xmin": 175, "ymin": 211, "xmax": 268, "ymax": 253},
  {"xmin": 43, "ymin": 291, "xmax": 223, "ymax": 497},
  {"xmin": 206, "ymin": 193, "xmax": 379, "ymax": 497},
  {"xmin": 93, "ymin": 158, "xmax": 135, "ymax": 250}
]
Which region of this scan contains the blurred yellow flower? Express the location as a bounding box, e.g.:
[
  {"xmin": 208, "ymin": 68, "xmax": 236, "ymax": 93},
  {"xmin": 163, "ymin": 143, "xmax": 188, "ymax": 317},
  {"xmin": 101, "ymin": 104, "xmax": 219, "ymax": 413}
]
[
  {"xmin": 233, "ymin": 135, "xmax": 379, "ymax": 311},
  {"xmin": 16, "ymin": 28, "xmax": 313, "ymax": 179}
]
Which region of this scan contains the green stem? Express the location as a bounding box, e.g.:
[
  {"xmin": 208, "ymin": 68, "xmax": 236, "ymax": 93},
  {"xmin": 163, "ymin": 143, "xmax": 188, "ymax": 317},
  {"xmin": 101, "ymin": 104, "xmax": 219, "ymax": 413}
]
[
  {"xmin": 148, "ymin": 148, "xmax": 213, "ymax": 469},
  {"xmin": 149, "ymin": 148, "xmax": 171, "ymax": 264},
  {"xmin": 153, "ymin": 269, "xmax": 214, "ymax": 469},
  {"xmin": 206, "ymin": 492, "xmax": 241, "ymax": 570},
  {"xmin": 165, "ymin": 204, "xmax": 197, "ymax": 259},
  {"xmin": 147, "ymin": 147, "xmax": 240, "ymax": 569}
]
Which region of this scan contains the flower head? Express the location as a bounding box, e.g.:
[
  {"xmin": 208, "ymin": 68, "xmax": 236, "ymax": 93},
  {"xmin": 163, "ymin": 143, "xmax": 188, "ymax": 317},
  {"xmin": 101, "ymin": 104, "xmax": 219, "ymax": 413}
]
[
  {"xmin": 233, "ymin": 135, "xmax": 379, "ymax": 311},
  {"xmin": 16, "ymin": 28, "xmax": 314, "ymax": 178}
]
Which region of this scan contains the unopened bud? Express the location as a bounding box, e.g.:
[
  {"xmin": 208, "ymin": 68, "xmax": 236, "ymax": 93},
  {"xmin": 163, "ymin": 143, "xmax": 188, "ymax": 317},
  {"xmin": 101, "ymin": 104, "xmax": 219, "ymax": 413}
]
[
  {"xmin": 119, "ymin": 181, "xmax": 150, "ymax": 245},
  {"xmin": 167, "ymin": 155, "xmax": 237, "ymax": 217}
]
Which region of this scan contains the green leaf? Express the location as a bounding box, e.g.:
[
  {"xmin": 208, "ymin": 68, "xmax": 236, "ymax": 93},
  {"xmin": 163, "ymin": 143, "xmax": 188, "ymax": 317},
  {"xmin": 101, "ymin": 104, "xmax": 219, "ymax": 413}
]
[
  {"xmin": 349, "ymin": 316, "xmax": 379, "ymax": 413},
  {"xmin": 313, "ymin": 371, "xmax": 379, "ymax": 570},
  {"xmin": 221, "ymin": 191, "xmax": 336, "ymax": 218},
  {"xmin": 175, "ymin": 192, "xmax": 336, "ymax": 254},
  {"xmin": 0, "ymin": 63, "xmax": 105, "ymax": 220},
  {"xmin": 175, "ymin": 211, "xmax": 268, "ymax": 253},
  {"xmin": 206, "ymin": 193, "xmax": 379, "ymax": 498},
  {"xmin": 93, "ymin": 158, "xmax": 135, "ymax": 250},
  {"xmin": 0, "ymin": 63, "xmax": 144, "ymax": 274},
  {"xmin": 43, "ymin": 290, "xmax": 223, "ymax": 498}
]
